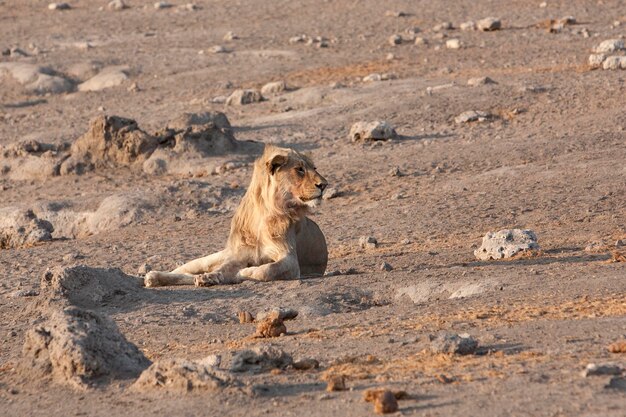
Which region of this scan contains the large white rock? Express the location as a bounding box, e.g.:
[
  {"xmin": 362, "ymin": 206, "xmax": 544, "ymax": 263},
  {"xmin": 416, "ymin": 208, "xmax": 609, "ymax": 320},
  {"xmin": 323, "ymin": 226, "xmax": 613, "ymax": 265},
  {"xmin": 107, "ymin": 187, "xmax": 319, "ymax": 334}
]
[
  {"xmin": 349, "ymin": 121, "xmax": 397, "ymax": 142},
  {"xmin": 78, "ymin": 67, "xmax": 128, "ymax": 92},
  {"xmin": 474, "ymin": 229, "xmax": 539, "ymax": 260}
]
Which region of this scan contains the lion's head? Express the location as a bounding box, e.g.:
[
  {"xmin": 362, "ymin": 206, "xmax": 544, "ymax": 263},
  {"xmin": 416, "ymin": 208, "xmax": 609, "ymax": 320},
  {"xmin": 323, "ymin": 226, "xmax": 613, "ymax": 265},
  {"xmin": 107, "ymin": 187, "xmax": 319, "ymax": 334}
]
[{"xmin": 251, "ymin": 145, "xmax": 327, "ymax": 217}]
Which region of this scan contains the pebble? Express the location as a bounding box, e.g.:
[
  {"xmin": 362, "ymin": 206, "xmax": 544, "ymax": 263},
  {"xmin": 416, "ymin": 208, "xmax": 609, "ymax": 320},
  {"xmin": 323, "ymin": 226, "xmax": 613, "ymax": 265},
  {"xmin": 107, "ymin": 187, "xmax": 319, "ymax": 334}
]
[
  {"xmin": 9, "ymin": 289, "xmax": 39, "ymax": 298},
  {"xmin": 446, "ymin": 39, "xmax": 462, "ymax": 49},
  {"xmin": 208, "ymin": 45, "xmax": 229, "ymax": 53},
  {"xmin": 455, "ymin": 110, "xmax": 491, "ymax": 123},
  {"xmin": 385, "ymin": 10, "xmax": 407, "ymax": 17},
  {"xmin": 223, "ymin": 31, "xmax": 239, "ymax": 41},
  {"xmin": 593, "ymin": 39, "xmax": 624, "ymax": 54},
  {"xmin": 460, "ymin": 21, "xmax": 476, "ymax": 31},
  {"xmin": 225, "ymin": 89, "xmax": 263, "ymax": 106},
  {"xmin": 388, "ymin": 35, "xmax": 402, "ymax": 46},
  {"xmin": 261, "ymin": 80, "xmax": 287, "ymax": 96},
  {"xmin": 433, "ymin": 22, "xmax": 453, "ymax": 32},
  {"xmin": 582, "ymin": 363, "xmax": 623, "ymax": 377},
  {"xmin": 430, "ymin": 332, "xmax": 479, "ymax": 355},
  {"xmin": 48, "ymin": 2, "xmax": 71, "ymax": 10},
  {"xmin": 380, "ymin": 262, "xmax": 393, "ymax": 272},
  {"xmin": 107, "ymin": 0, "xmax": 127, "ymax": 10},
  {"xmin": 137, "ymin": 263, "xmax": 151, "ymax": 275},
  {"xmin": 359, "ymin": 236, "xmax": 378, "ymax": 249},
  {"xmin": 293, "ymin": 358, "xmax": 319, "ymax": 370},
  {"xmin": 325, "ymin": 375, "xmax": 346, "ymax": 391},
  {"xmin": 414, "ymin": 37, "xmax": 427, "ymax": 46},
  {"xmin": 154, "ymin": 2, "xmax": 172, "ymax": 9},
  {"xmin": 467, "ymin": 76, "xmax": 495, "ymax": 86},
  {"xmin": 389, "ymin": 166, "xmax": 402, "ymax": 176},
  {"xmin": 477, "ymin": 17, "xmax": 501, "ymax": 31},
  {"xmin": 289, "ymin": 34, "xmax": 307, "ymax": 44},
  {"xmin": 363, "ymin": 73, "xmax": 382, "ymax": 82}
]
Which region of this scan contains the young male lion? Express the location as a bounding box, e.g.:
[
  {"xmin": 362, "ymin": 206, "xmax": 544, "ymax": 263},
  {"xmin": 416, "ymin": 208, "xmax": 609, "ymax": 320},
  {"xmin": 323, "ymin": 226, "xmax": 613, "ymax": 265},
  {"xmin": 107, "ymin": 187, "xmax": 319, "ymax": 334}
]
[{"xmin": 145, "ymin": 144, "xmax": 328, "ymax": 287}]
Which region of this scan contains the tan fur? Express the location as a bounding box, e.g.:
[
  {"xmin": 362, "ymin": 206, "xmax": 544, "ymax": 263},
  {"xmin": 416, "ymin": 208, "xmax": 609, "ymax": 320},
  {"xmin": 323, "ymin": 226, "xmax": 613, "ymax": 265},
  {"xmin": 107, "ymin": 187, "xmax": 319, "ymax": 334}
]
[{"xmin": 145, "ymin": 144, "xmax": 328, "ymax": 287}]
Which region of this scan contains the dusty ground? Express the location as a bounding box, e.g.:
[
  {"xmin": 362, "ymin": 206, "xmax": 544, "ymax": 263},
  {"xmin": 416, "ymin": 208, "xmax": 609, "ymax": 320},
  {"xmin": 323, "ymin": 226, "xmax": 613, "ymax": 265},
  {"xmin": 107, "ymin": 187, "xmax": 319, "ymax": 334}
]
[{"xmin": 1, "ymin": 0, "xmax": 626, "ymax": 416}]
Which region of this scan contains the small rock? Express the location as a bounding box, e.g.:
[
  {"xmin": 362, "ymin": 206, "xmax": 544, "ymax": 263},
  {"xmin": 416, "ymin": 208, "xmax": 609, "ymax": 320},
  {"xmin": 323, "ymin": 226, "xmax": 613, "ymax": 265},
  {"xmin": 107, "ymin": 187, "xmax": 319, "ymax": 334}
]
[
  {"xmin": 349, "ymin": 121, "xmax": 397, "ymax": 142},
  {"xmin": 374, "ymin": 390, "xmax": 399, "ymax": 414},
  {"xmin": 237, "ymin": 311, "xmax": 254, "ymax": 323},
  {"xmin": 608, "ymin": 340, "xmax": 626, "ymax": 353},
  {"xmin": 223, "ymin": 31, "xmax": 239, "ymax": 41},
  {"xmin": 388, "ymin": 35, "xmax": 402, "ymax": 46},
  {"xmin": 127, "ymin": 82, "xmax": 140, "ymax": 92},
  {"xmin": 154, "ymin": 2, "xmax": 172, "ymax": 9},
  {"xmin": 539, "ymin": 2, "xmax": 547, "ymax": 7},
  {"xmin": 182, "ymin": 305, "xmax": 197, "ymax": 317},
  {"xmin": 293, "ymin": 358, "xmax": 319, "ymax": 370},
  {"xmin": 477, "ymin": 17, "xmax": 501, "ymax": 31},
  {"xmin": 385, "ymin": 10, "xmax": 407, "ymax": 17},
  {"xmin": 231, "ymin": 345, "xmax": 293, "ymax": 373},
  {"xmin": 386, "ymin": 53, "xmax": 395, "ymax": 60},
  {"xmin": 255, "ymin": 307, "xmax": 298, "ymax": 322},
  {"xmin": 363, "ymin": 73, "xmax": 382, "ymax": 82},
  {"xmin": 430, "ymin": 332, "xmax": 478, "ymax": 355},
  {"xmin": 582, "ymin": 363, "xmax": 623, "ymax": 377},
  {"xmin": 178, "ymin": 3, "xmax": 198, "ymax": 11},
  {"xmin": 455, "ymin": 110, "xmax": 491, "ymax": 123},
  {"xmin": 107, "ymin": 0, "xmax": 127, "ymax": 10},
  {"xmin": 616, "ymin": 239, "xmax": 626, "ymax": 248},
  {"xmin": 359, "ymin": 236, "xmax": 378, "ymax": 249},
  {"xmin": 602, "ymin": 56, "xmax": 626, "ymax": 70},
  {"xmin": 584, "ymin": 241, "xmax": 605, "ymax": 253},
  {"xmin": 208, "ymin": 45, "xmax": 229, "ymax": 53},
  {"xmin": 325, "ymin": 375, "xmax": 346, "ymax": 391},
  {"xmin": 467, "ymin": 76, "xmax": 495, "ymax": 86},
  {"xmin": 593, "ymin": 39, "xmax": 624, "ymax": 53},
  {"xmin": 62, "ymin": 253, "xmax": 80, "ymax": 263},
  {"xmin": 261, "ymin": 80, "xmax": 287, "ymax": 96},
  {"xmin": 433, "ymin": 22, "xmax": 453, "ymax": 32},
  {"xmin": 225, "ymin": 89, "xmax": 262, "ymax": 106},
  {"xmin": 322, "ymin": 187, "xmax": 339, "ymax": 200},
  {"xmin": 289, "ymin": 34, "xmax": 307, "ymax": 44},
  {"xmin": 137, "ymin": 263, "xmax": 151, "ymax": 275},
  {"xmin": 474, "ymin": 229, "xmax": 539, "ymax": 260},
  {"xmin": 78, "ymin": 67, "xmax": 128, "ymax": 92},
  {"xmin": 446, "ymin": 39, "xmax": 462, "ymax": 49},
  {"xmin": 414, "ymin": 37, "xmax": 427, "ymax": 45},
  {"xmin": 460, "ymin": 21, "xmax": 476, "ymax": 31},
  {"xmin": 389, "ymin": 166, "xmax": 402, "ymax": 176},
  {"xmin": 197, "ymin": 354, "xmax": 221, "ymax": 368},
  {"xmin": 9, "ymin": 289, "xmax": 39, "ymax": 298},
  {"xmin": 254, "ymin": 313, "xmax": 287, "ymax": 338},
  {"xmin": 48, "ymin": 2, "xmax": 71, "ymax": 10},
  {"xmin": 380, "ymin": 262, "xmax": 393, "ymax": 272}
]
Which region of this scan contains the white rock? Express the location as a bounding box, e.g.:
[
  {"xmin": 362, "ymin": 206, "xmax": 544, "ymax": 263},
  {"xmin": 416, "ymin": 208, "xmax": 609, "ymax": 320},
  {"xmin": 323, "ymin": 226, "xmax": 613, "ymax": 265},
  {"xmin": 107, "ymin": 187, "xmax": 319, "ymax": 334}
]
[
  {"xmin": 107, "ymin": 0, "xmax": 127, "ymax": 10},
  {"xmin": 602, "ymin": 56, "xmax": 626, "ymax": 70},
  {"xmin": 539, "ymin": 2, "xmax": 547, "ymax": 7},
  {"xmin": 460, "ymin": 21, "xmax": 476, "ymax": 31},
  {"xmin": 362, "ymin": 73, "xmax": 382, "ymax": 82},
  {"xmin": 289, "ymin": 34, "xmax": 307, "ymax": 44},
  {"xmin": 446, "ymin": 39, "xmax": 462, "ymax": 49},
  {"xmin": 588, "ymin": 54, "xmax": 606, "ymax": 68},
  {"xmin": 467, "ymin": 76, "xmax": 495, "ymax": 86},
  {"xmin": 454, "ymin": 110, "xmax": 491, "ymax": 123},
  {"xmin": 349, "ymin": 121, "xmax": 397, "ymax": 142},
  {"xmin": 154, "ymin": 2, "xmax": 172, "ymax": 9},
  {"xmin": 223, "ymin": 31, "xmax": 239, "ymax": 41},
  {"xmin": 78, "ymin": 67, "xmax": 128, "ymax": 92},
  {"xmin": 208, "ymin": 45, "xmax": 229, "ymax": 53},
  {"xmin": 433, "ymin": 22, "xmax": 453, "ymax": 32},
  {"xmin": 388, "ymin": 34, "xmax": 402, "ymax": 45},
  {"xmin": 414, "ymin": 37, "xmax": 427, "ymax": 45},
  {"xmin": 260, "ymin": 80, "xmax": 286, "ymax": 96},
  {"xmin": 474, "ymin": 229, "xmax": 539, "ymax": 260},
  {"xmin": 225, "ymin": 89, "xmax": 262, "ymax": 106},
  {"xmin": 477, "ymin": 17, "xmax": 501, "ymax": 31},
  {"xmin": 594, "ymin": 39, "xmax": 625, "ymax": 53},
  {"xmin": 359, "ymin": 236, "xmax": 378, "ymax": 249},
  {"xmin": 48, "ymin": 2, "xmax": 71, "ymax": 10}
]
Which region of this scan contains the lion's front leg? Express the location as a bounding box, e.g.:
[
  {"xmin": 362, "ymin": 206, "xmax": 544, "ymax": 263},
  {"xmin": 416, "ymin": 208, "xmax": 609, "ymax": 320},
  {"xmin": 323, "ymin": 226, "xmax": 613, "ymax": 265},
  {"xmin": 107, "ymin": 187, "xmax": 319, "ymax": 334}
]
[
  {"xmin": 144, "ymin": 250, "xmax": 228, "ymax": 287},
  {"xmin": 236, "ymin": 254, "xmax": 300, "ymax": 282}
]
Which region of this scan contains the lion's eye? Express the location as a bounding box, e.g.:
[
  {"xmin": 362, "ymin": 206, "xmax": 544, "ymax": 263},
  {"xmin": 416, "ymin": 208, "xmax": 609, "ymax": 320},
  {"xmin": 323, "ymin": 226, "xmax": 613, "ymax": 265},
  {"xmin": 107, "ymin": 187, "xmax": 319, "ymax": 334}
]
[{"xmin": 296, "ymin": 167, "xmax": 305, "ymax": 176}]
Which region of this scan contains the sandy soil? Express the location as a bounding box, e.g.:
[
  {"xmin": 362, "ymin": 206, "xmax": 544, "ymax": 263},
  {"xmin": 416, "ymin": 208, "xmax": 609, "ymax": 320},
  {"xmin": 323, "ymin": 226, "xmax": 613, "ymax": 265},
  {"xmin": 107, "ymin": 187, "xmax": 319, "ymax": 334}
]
[{"xmin": 1, "ymin": 0, "xmax": 625, "ymax": 416}]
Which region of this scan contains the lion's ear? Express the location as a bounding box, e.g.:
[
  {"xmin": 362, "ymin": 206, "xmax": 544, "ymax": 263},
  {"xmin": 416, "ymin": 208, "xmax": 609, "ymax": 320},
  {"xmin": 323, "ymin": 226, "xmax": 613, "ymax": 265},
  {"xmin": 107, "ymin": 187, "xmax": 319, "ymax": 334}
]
[{"xmin": 266, "ymin": 153, "xmax": 288, "ymax": 175}]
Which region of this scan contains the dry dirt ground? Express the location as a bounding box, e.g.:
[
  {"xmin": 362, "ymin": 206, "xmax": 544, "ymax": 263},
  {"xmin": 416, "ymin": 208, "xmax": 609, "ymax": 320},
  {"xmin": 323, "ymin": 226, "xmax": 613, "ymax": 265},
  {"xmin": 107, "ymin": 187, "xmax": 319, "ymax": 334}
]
[{"xmin": 1, "ymin": 0, "xmax": 626, "ymax": 416}]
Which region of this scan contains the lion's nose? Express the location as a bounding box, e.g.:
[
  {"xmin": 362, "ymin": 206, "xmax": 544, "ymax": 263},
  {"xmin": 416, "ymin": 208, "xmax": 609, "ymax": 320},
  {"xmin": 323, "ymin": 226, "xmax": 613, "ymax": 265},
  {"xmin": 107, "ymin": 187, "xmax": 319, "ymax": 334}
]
[{"xmin": 316, "ymin": 182, "xmax": 327, "ymax": 192}]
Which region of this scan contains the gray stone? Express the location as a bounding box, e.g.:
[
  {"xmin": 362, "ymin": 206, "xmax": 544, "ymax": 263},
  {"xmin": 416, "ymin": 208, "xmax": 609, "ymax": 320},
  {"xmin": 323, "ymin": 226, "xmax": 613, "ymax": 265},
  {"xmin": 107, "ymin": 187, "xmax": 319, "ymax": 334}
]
[
  {"xmin": 255, "ymin": 307, "xmax": 299, "ymax": 322},
  {"xmin": 359, "ymin": 236, "xmax": 378, "ymax": 249},
  {"xmin": 454, "ymin": 110, "xmax": 491, "ymax": 123},
  {"xmin": 467, "ymin": 76, "xmax": 495, "ymax": 86},
  {"xmin": 388, "ymin": 34, "xmax": 402, "ymax": 46},
  {"xmin": 133, "ymin": 358, "xmax": 228, "ymax": 391},
  {"xmin": 594, "ymin": 39, "xmax": 625, "ymax": 54},
  {"xmin": 474, "ymin": 229, "xmax": 539, "ymax": 260},
  {"xmin": 322, "ymin": 187, "xmax": 339, "ymax": 200},
  {"xmin": 582, "ymin": 363, "xmax": 623, "ymax": 377},
  {"xmin": 349, "ymin": 121, "xmax": 397, "ymax": 142},
  {"xmin": 231, "ymin": 345, "xmax": 292, "ymax": 373},
  {"xmin": 225, "ymin": 89, "xmax": 262, "ymax": 105},
  {"xmin": 477, "ymin": 17, "xmax": 501, "ymax": 31},
  {"xmin": 0, "ymin": 208, "xmax": 53, "ymax": 249},
  {"xmin": 380, "ymin": 262, "xmax": 393, "ymax": 271},
  {"xmin": 602, "ymin": 56, "xmax": 626, "ymax": 70},
  {"xmin": 78, "ymin": 67, "xmax": 128, "ymax": 92},
  {"xmin": 261, "ymin": 80, "xmax": 287, "ymax": 96},
  {"xmin": 460, "ymin": 21, "xmax": 476, "ymax": 31},
  {"xmin": 430, "ymin": 332, "xmax": 478, "ymax": 355}
]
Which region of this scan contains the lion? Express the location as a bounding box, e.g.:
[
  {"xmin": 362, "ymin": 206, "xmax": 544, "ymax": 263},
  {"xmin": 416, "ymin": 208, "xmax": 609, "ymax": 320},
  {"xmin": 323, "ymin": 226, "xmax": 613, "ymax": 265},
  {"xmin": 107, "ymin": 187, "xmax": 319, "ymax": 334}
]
[{"xmin": 144, "ymin": 144, "xmax": 328, "ymax": 287}]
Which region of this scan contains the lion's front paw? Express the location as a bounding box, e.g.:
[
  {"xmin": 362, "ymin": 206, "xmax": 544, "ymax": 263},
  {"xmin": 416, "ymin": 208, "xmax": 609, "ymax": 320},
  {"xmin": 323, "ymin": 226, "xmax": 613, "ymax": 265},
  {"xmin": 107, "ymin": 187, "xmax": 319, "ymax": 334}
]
[
  {"xmin": 144, "ymin": 271, "xmax": 162, "ymax": 288},
  {"xmin": 194, "ymin": 272, "xmax": 224, "ymax": 287}
]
